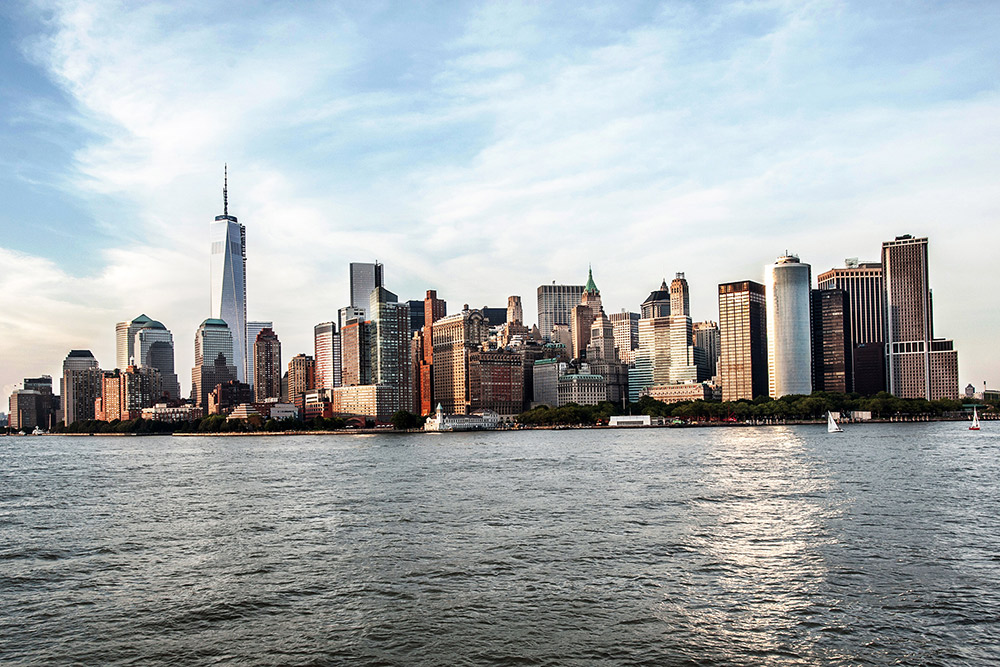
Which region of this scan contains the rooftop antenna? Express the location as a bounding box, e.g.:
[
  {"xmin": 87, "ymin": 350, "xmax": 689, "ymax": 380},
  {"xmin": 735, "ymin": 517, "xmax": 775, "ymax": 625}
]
[{"xmin": 223, "ymin": 163, "xmax": 229, "ymax": 216}]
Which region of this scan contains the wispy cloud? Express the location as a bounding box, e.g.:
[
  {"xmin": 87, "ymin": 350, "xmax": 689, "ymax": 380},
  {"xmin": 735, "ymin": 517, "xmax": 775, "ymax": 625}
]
[{"xmin": 2, "ymin": 0, "xmax": 998, "ymax": 395}]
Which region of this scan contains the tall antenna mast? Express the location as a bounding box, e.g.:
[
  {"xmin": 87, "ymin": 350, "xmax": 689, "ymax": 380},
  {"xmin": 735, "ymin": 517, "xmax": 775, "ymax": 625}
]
[{"xmin": 223, "ymin": 163, "xmax": 228, "ymax": 216}]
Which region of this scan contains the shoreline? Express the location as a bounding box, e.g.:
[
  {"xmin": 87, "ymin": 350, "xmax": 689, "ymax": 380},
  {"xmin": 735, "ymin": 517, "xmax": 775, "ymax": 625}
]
[{"xmin": 14, "ymin": 415, "xmax": 988, "ymax": 437}]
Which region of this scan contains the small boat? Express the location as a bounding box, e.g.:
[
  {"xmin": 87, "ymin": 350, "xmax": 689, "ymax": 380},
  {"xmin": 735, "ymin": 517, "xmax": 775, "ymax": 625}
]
[
  {"xmin": 827, "ymin": 411, "xmax": 843, "ymax": 433},
  {"xmin": 31, "ymin": 426, "xmax": 45, "ymax": 435},
  {"xmin": 970, "ymin": 406, "xmax": 980, "ymax": 431}
]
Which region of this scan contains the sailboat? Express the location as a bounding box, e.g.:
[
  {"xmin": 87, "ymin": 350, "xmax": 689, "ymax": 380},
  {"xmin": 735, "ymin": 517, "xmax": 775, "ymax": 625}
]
[
  {"xmin": 970, "ymin": 406, "xmax": 981, "ymax": 431},
  {"xmin": 827, "ymin": 411, "xmax": 843, "ymax": 433}
]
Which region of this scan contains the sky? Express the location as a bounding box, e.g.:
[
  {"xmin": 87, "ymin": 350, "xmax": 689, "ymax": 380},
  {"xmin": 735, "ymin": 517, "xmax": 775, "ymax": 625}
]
[{"xmin": 2, "ymin": 0, "xmax": 999, "ymax": 402}]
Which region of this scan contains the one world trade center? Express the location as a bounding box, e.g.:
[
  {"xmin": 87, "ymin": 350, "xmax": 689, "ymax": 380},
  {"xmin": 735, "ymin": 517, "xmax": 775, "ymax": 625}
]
[{"xmin": 209, "ymin": 165, "xmax": 248, "ymax": 382}]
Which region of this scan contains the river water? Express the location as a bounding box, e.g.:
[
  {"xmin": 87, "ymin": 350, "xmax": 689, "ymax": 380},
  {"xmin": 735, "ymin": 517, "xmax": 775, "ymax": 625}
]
[{"xmin": 2, "ymin": 423, "xmax": 998, "ymax": 665}]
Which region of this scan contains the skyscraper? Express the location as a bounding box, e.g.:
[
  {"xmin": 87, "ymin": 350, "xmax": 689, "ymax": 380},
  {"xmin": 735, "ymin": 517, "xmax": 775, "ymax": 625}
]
[
  {"xmin": 811, "ymin": 289, "xmax": 852, "ymax": 393},
  {"xmin": 571, "ymin": 268, "xmax": 602, "ymax": 359},
  {"xmin": 765, "ymin": 255, "xmax": 813, "ymax": 398},
  {"xmin": 640, "ymin": 280, "xmax": 671, "ymax": 318},
  {"xmin": 349, "ymin": 262, "xmax": 383, "ymax": 319},
  {"xmin": 191, "ymin": 318, "xmax": 238, "ymax": 408},
  {"xmin": 246, "ymin": 321, "xmax": 273, "ymax": 390},
  {"xmin": 817, "ymin": 260, "xmax": 885, "ymax": 394},
  {"xmin": 133, "ymin": 320, "xmax": 181, "ymax": 401},
  {"xmin": 609, "ymin": 311, "xmax": 639, "ymax": 365},
  {"xmin": 210, "ymin": 166, "xmax": 248, "ymax": 382},
  {"xmin": 314, "ymin": 321, "xmax": 341, "ymax": 391},
  {"xmin": 253, "ymin": 327, "xmax": 281, "ymax": 402},
  {"xmin": 718, "ymin": 281, "xmax": 767, "ymax": 402},
  {"xmin": 116, "ymin": 314, "xmax": 155, "ymax": 369},
  {"xmin": 432, "ymin": 307, "xmax": 488, "ymax": 414},
  {"xmin": 882, "ymin": 235, "xmax": 959, "ymax": 399},
  {"xmin": 507, "ymin": 295, "xmax": 523, "ymax": 324},
  {"xmin": 61, "ymin": 350, "xmax": 101, "ymax": 425},
  {"xmin": 288, "ymin": 354, "xmax": 315, "ymax": 407},
  {"xmin": 418, "ymin": 289, "xmax": 448, "ymax": 415},
  {"xmin": 670, "ymin": 273, "xmax": 690, "ymax": 317},
  {"xmin": 370, "ymin": 285, "xmax": 412, "ymax": 416},
  {"xmin": 537, "ymin": 282, "xmax": 586, "ymax": 340},
  {"xmin": 693, "ymin": 321, "xmax": 720, "ymax": 379}
]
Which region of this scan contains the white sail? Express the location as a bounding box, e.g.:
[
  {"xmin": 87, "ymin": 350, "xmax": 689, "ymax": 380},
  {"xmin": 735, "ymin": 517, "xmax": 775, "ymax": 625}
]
[
  {"xmin": 827, "ymin": 411, "xmax": 843, "ymax": 433},
  {"xmin": 970, "ymin": 406, "xmax": 980, "ymax": 430}
]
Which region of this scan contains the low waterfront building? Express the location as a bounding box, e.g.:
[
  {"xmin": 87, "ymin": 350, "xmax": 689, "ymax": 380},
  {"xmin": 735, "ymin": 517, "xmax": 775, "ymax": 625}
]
[
  {"xmin": 330, "ymin": 384, "xmax": 398, "ymax": 424},
  {"xmin": 424, "ymin": 404, "xmax": 500, "ymax": 431},
  {"xmin": 227, "ymin": 403, "xmax": 261, "ymax": 421},
  {"xmin": 609, "ymin": 415, "xmax": 651, "ymax": 427},
  {"xmin": 642, "ymin": 382, "xmax": 719, "ymax": 404},
  {"xmin": 141, "ymin": 403, "xmax": 204, "ymax": 423},
  {"xmin": 557, "ymin": 374, "xmax": 607, "ymax": 407}
]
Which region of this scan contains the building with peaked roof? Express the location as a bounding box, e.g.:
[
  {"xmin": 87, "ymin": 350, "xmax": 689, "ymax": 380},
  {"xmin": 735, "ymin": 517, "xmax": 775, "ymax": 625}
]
[
  {"xmin": 571, "ymin": 267, "xmax": 602, "ymax": 360},
  {"xmin": 210, "ymin": 166, "xmax": 248, "ymax": 382}
]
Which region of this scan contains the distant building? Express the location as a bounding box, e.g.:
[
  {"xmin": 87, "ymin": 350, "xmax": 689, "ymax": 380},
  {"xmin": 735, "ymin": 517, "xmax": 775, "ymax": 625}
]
[
  {"xmin": 340, "ymin": 319, "xmax": 374, "ymax": 387},
  {"xmin": 640, "ymin": 279, "xmax": 671, "ymax": 319},
  {"xmin": 670, "ymin": 273, "xmax": 690, "ymax": 317},
  {"xmin": 62, "ymin": 350, "xmax": 101, "ymax": 425},
  {"xmin": 209, "ymin": 380, "xmax": 254, "ymax": 415},
  {"xmin": 811, "ymin": 289, "xmax": 853, "ymax": 394},
  {"xmin": 693, "ymin": 321, "xmax": 720, "ymax": 379},
  {"xmin": 631, "ymin": 310, "xmax": 671, "ymax": 402},
  {"xmin": 98, "ymin": 365, "xmax": 162, "ymax": 421},
  {"xmin": 766, "ymin": 255, "xmax": 812, "ymax": 398},
  {"xmin": 609, "ymin": 311, "xmax": 639, "ymax": 365},
  {"xmin": 210, "ymin": 167, "xmax": 248, "ymax": 382},
  {"xmin": 141, "ymin": 403, "xmax": 203, "ymax": 423},
  {"xmin": 432, "ymin": 307, "xmax": 488, "ymax": 414},
  {"xmin": 718, "ymin": 281, "xmax": 767, "ymax": 402},
  {"xmin": 557, "ymin": 374, "xmax": 607, "ymax": 407},
  {"xmin": 330, "ymin": 384, "xmax": 397, "ymax": 423},
  {"xmin": 469, "ymin": 349, "xmax": 524, "ymax": 420},
  {"xmin": 349, "ymin": 261, "xmax": 383, "ymax": 320},
  {"xmin": 252, "ymin": 327, "xmax": 281, "ymax": 402},
  {"xmin": 417, "ymin": 289, "xmax": 448, "ymax": 415},
  {"xmin": 882, "ymin": 235, "xmax": 959, "ymax": 399},
  {"xmin": 424, "ymin": 404, "xmax": 499, "ymax": 431},
  {"xmin": 507, "ymin": 296, "xmax": 523, "ymax": 325},
  {"xmin": 406, "ymin": 299, "xmax": 425, "ymax": 335},
  {"xmin": 370, "ymin": 286, "xmax": 412, "ymax": 418},
  {"xmin": 288, "ymin": 354, "xmax": 315, "ymax": 409},
  {"xmin": 537, "ymin": 282, "xmax": 586, "ymax": 342},
  {"xmin": 191, "ymin": 319, "xmax": 238, "ymax": 409},
  {"xmin": 570, "ymin": 268, "xmax": 602, "ymax": 360},
  {"xmin": 817, "ymin": 260, "xmax": 885, "ymax": 394},
  {"xmin": 532, "ymin": 358, "xmax": 564, "ymax": 407},
  {"xmin": 246, "ymin": 321, "xmax": 273, "ymax": 390},
  {"xmin": 133, "ymin": 320, "xmax": 181, "ymax": 400},
  {"xmin": 9, "ymin": 390, "xmax": 42, "ymax": 431},
  {"xmin": 314, "ymin": 322, "xmax": 341, "ymax": 390}
]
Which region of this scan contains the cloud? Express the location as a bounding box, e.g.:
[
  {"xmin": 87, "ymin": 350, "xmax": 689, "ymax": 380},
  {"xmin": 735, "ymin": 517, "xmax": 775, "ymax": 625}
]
[{"xmin": 1, "ymin": 0, "xmax": 998, "ymax": 399}]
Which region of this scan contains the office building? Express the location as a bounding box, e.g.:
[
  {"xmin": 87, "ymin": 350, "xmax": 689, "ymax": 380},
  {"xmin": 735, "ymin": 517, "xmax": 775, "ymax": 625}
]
[
  {"xmin": 246, "ymin": 321, "xmax": 273, "ymax": 390},
  {"xmin": 817, "ymin": 259, "xmax": 885, "ymax": 394},
  {"xmin": 210, "ymin": 166, "xmax": 248, "ymax": 382},
  {"xmin": 571, "ymin": 268, "xmax": 602, "ymax": 359},
  {"xmin": 693, "ymin": 321, "xmax": 720, "ymax": 379},
  {"xmin": 287, "ymin": 352, "xmax": 315, "ymax": 410},
  {"xmin": 417, "ymin": 290, "xmax": 448, "ymax": 415},
  {"xmin": 481, "ymin": 307, "xmax": 508, "ymax": 327},
  {"xmin": 469, "ymin": 349, "xmax": 524, "ymax": 419},
  {"xmin": 432, "ymin": 307, "xmax": 488, "ymax": 414},
  {"xmin": 191, "ymin": 318, "xmax": 238, "ymax": 409},
  {"xmin": 882, "ymin": 235, "xmax": 959, "ymax": 399},
  {"xmin": 670, "ymin": 273, "xmax": 690, "ymax": 317},
  {"xmin": 370, "ymin": 286, "xmax": 412, "ymax": 417},
  {"xmin": 9, "ymin": 390, "xmax": 41, "ymax": 431},
  {"xmin": 98, "ymin": 366, "xmax": 162, "ymax": 421},
  {"xmin": 811, "ymin": 289, "xmax": 853, "ymax": 393},
  {"xmin": 609, "ymin": 311, "xmax": 639, "ymax": 365},
  {"xmin": 507, "ymin": 296, "xmax": 523, "ymax": 325},
  {"xmin": 718, "ymin": 281, "xmax": 768, "ymax": 402},
  {"xmin": 630, "ymin": 313, "xmax": 671, "ymax": 402},
  {"xmin": 314, "ymin": 321, "xmax": 341, "ymax": 391},
  {"xmin": 115, "ymin": 314, "xmax": 157, "ymax": 369},
  {"xmin": 341, "ymin": 319, "xmax": 373, "ymax": 387},
  {"xmin": 765, "ymin": 255, "xmax": 813, "ymax": 398},
  {"xmin": 668, "ymin": 314, "xmax": 703, "ymax": 384},
  {"xmin": 252, "ymin": 328, "xmax": 281, "ymax": 402},
  {"xmin": 116, "ymin": 317, "xmax": 180, "ymax": 400},
  {"xmin": 557, "ymin": 373, "xmax": 608, "ymax": 407},
  {"xmin": 349, "ymin": 262, "xmax": 383, "ymax": 319},
  {"xmin": 407, "ymin": 300, "xmax": 424, "ymax": 335},
  {"xmin": 640, "ymin": 280, "xmax": 671, "ymax": 319},
  {"xmin": 62, "ymin": 350, "xmax": 101, "ymax": 425},
  {"xmin": 537, "ymin": 282, "xmax": 586, "ymax": 340}
]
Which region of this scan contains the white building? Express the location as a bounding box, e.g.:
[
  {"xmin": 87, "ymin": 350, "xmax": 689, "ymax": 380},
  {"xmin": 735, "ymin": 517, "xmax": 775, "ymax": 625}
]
[
  {"xmin": 424, "ymin": 404, "xmax": 500, "ymax": 431},
  {"xmin": 765, "ymin": 254, "xmax": 813, "ymax": 397}
]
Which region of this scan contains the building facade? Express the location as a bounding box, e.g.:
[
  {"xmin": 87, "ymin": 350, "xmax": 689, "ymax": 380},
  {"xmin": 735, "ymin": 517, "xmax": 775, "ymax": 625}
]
[
  {"xmin": 62, "ymin": 350, "xmax": 101, "ymax": 425},
  {"xmin": 609, "ymin": 311, "xmax": 639, "ymax": 365},
  {"xmin": 765, "ymin": 255, "xmax": 813, "ymax": 398},
  {"xmin": 811, "ymin": 289, "xmax": 853, "ymax": 393},
  {"xmin": 191, "ymin": 318, "xmax": 238, "ymax": 409},
  {"xmin": 817, "ymin": 260, "xmax": 885, "ymax": 394},
  {"xmin": 882, "ymin": 235, "xmax": 959, "ymax": 399},
  {"xmin": 349, "ymin": 261, "xmax": 383, "ymax": 320},
  {"xmin": 537, "ymin": 283, "xmax": 586, "ymax": 341},
  {"xmin": 314, "ymin": 321, "xmax": 341, "ymax": 391},
  {"xmin": 718, "ymin": 281, "xmax": 768, "ymax": 402},
  {"xmin": 432, "ymin": 308, "xmax": 488, "ymax": 414},
  {"xmin": 210, "ymin": 168, "xmax": 248, "ymax": 382},
  {"xmin": 693, "ymin": 321, "xmax": 720, "ymax": 379}
]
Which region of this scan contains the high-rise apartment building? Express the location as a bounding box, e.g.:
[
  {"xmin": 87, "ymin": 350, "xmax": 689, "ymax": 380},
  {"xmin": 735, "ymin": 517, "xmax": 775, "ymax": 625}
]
[
  {"xmin": 253, "ymin": 328, "xmax": 281, "ymax": 402},
  {"xmin": 191, "ymin": 318, "xmax": 238, "ymax": 409},
  {"xmin": 288, "ymin": 354, "xmax": 315, "ymax": 406},
  {"xmin": 609, "ymin": 311, "xmax": 639, "ymax": 365},
  {"xmin": 370, "ymin": 286, "xmax": 412, "ymax": 417},
  {"xmin": 693, "ymin": 321, "xmax": 720, "ymax": 379},
  {"xmin": 765, "ymin": 255, "xmax": 813, "ymax": 398},
  {"xmin": 341, "ymin": 319, "xmax": 374, "ymax": 387},
  {"xmin": 99, "ymin": 366, "xmax": 162, "ymax": 421},
  {"xmin": 811, "ymin": 289, "xmax": 852, "ymax": 393},
  {"xmin": 882, "ymin": 235, "xmax": 959, "ymax": 399},
  {"xmin": 537, "ymin": 282, "xmax": 586, "ymax": 340},
  {"xmin": 314, "ymin": 322, "xmax": 341, "ymax": 391},
  {"xmin": 246, "ymin": 321, "xmax": 273, "ymax": 390},
  {"xmin": 210, "ymin": 167, "xmax": 248, "ymax": 382},
  {"xmin": 432, "ymin": 307, "xmax": 488, "ymax": 414},
  {"xmin": 349, "ymin": 262, "xmax": 383, "ymax": 319},
  {"xmin": 718, "ymin": 281, "xmax": 767, "ymax": 402},
  {"xmin": 670, "ymin": 273, "xmax": 690, "ymax": 317},
  {"xmin": 469, "ymin": 349, "xmax": 524, "ymax": 419},
  {"xmin": 817, "ymin": 260, "xmax": 885, "ymax": 394},
  {"xmin": 61, "ymin": 349, "xmax": 101, "ymax": 425}
]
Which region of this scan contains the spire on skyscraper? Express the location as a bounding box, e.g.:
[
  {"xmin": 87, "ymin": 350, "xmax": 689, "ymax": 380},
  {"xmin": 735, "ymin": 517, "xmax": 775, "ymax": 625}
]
[
  {"xmin": 223, "ymin": 163, "xmax": 228, "ymax": 216},
  {"xmin": 584, "ymin": 265, "xmax": 599, "ymax": 294}
]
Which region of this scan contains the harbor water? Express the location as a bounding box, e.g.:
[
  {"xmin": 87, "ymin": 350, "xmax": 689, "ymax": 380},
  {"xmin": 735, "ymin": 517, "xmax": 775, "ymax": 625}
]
[{"xmin": 2, "ymin": 423, "xmax": 999, "ymax": 665}]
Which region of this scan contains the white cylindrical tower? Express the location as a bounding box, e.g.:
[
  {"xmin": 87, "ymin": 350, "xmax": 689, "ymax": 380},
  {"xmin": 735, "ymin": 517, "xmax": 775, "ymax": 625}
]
[{"xmin": 765, "ymin": 255, "xmax": 813, "ymax": 398}]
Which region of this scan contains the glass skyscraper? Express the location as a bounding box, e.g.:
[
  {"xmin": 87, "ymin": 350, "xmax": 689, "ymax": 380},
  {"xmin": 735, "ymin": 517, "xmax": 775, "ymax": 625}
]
[{"xmin": 210, "ymin": 167, "xmax": 248, "ymax": 382}]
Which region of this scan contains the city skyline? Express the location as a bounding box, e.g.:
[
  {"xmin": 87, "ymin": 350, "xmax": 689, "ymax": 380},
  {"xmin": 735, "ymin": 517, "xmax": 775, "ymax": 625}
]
[{"xmin": 2, "ymin": 2, "xmax": 999, "ymax": 398}]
